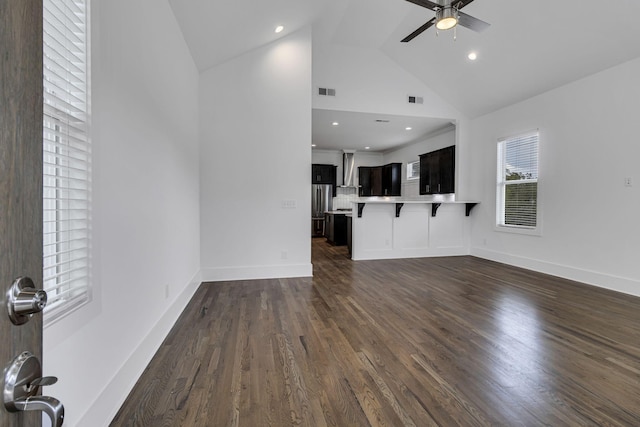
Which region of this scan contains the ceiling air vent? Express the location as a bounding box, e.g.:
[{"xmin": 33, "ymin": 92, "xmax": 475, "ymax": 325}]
[
  {"xmin": 318, "ymin": 87, "xmax": 336, "ymax": 96},
  {"xmin": 408, "ymin": 95, "xmax": 424, "ymax": 104}
]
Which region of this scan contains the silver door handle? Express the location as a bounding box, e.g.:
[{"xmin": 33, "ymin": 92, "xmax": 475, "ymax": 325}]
[
  {"xmin": 6, "ymin": 276, "xmax": 47, "ymax": 325},
  {"xmin": 4, "ymin": 352, "xmax": 64, "ymax": 427}
]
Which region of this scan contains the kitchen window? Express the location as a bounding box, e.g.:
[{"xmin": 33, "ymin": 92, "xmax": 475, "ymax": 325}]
[
  {"xmin": 43, "ymin": 0, "xmax": 91, "ymax": 323},
  {"xmin": 496, "ymin": 130, "xmax": 540, "ymax": 234},
  {"xmin": 407, "ymin": 160, "xmax": 420, "ymax": 180}
]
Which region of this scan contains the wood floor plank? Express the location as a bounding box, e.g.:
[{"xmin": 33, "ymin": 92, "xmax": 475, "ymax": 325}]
[{"xmin": 111, "ymin": 238, "xmax": 640, "ymax": 426}]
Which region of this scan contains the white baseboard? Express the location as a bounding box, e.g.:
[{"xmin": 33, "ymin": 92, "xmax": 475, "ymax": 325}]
[
  {"xmin": 471, "ymin": 247, "xmax": 640, "ymax": 298},
  {"xmin": 200, "ymin": 263, "xmax": 313, "ymax": 282},
  {"xmin": 77, "ymin": 270, "xmax": 202, "ymax": 427},
  {"xmin": 352, "ymin": 246, "xmax": 469, "ymax": 261}
]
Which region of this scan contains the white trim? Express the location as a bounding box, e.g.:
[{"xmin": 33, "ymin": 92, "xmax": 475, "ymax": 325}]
[
  {"xmin": 75, "ymin": 270, "xmax": 202, "ymax": 427},
  {"xmin": 471, "ymin": 247, "xmax": 640, "ymax": 298},
  {"xmin": 497, "ymin": 128, "xmax": 539, "ymax": 142},
  {"xmin": 200, "ymin": 263, "xmax": 313, "ymax": 282},
  {"xmin": 494, "ymin": 223, "xmax": 543, "ymax": 237}
]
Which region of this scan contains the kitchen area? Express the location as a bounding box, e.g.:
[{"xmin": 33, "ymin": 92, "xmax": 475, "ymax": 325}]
[
  {"xmin": 311, "ymin": 109, "xmax": 478, "ymax": 262},
  {"xmin": 311, "ymin": 155, "xmax": 354, "ymax": 250}
]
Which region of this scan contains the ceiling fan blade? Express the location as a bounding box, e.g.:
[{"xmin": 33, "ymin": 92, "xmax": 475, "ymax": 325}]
[
  {"xmin": 457, "ymin": 11, "xmax": 490, "ymax": 32},
  {"xmin": 453, "ymin": 0, "xmax": 476, "ymax": 10},
  {"xmin": 404, "ymin": 0, "xmax": 442, "ymax": 12},
  {"xmin": 401, "ymin": 18, "xmax": 436, "ymax": 42}
]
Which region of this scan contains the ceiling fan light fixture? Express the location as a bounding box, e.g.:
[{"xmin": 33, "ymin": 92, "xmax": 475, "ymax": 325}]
[{"xmin": 435, "ymin": 7, "xmax": 458, "ymax": 30}]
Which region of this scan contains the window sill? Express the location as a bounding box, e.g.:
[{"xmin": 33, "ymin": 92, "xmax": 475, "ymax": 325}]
[{"xmin": 495, "ymin": 224, "xmax": 542, "ymax": 236}]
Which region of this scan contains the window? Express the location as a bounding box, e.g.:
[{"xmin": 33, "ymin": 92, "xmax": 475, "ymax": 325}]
[
  {"xmin": 43, "ymin": 0, "xmax": 91, "ymax": 323},
  {"xmin": 496, "ymin": 131, "xmax": 539, "ymax": 232},
  {"xmin": 407, "ymin": 160, "xmax": 420, "ymax": 180}
]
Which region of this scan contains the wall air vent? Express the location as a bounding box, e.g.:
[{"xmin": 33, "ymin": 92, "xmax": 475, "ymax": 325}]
[
  {"xmin": 375, "ymin": 119, "xmax": 390, "ymax": 123},
  {"xmin": 408, "ymin": 95, "xmax": 424, "ymax": 104},
  {"xmin": 318, "ymin": 87, "xmax": 336, "ymax": 96}
]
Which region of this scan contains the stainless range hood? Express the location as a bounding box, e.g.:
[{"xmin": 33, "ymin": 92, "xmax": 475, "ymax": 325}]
[{"xmin": 341, "ymin": 150, "xmax": 357, "ymax": 187}]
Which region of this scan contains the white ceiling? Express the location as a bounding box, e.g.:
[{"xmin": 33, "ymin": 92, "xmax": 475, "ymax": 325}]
[
  {"xmin": 313, "ymin": 109, "xmax": 453, "ymax": 152},
  {"xmin": 169, "ymin": 0, "xmax": 640, "ymax": 147}
]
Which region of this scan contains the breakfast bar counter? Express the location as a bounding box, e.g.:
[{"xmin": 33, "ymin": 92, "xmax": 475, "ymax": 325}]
[{"xmin": 349, "ymin": 198, "xmax": 479, "ymax": 261}]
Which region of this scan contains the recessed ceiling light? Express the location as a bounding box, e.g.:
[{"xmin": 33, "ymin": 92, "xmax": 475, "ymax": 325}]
[
  {"xmin": 275, "ymin": 25, "xmax": 284, "ymax": 34},
  {"xmin": 332, "ymin": 122, "xmax": 339, "ymax": 126},
  {"xmin": 365, "ymin": 146, "xmax": 371, "ymax": 150},
  {"xmin": 405, "ymin": 127, "xmax": 412, "ymax": 131},
  {"xmin": 468, "ymin": 51, "xmax": 478, "ymax": 61},
  {"xmin": 311, "ymin": 144, "xmax": 317, "ymax": 147}
]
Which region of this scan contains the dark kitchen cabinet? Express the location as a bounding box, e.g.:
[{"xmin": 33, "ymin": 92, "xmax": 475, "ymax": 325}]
[
  {"xmin": 312, "ymin": 163, "xmax": 337, "ymax": 196},
  {"xmin": 358, "ymin": 163, "xmax": 401, "ymax": 197},
  {"xmin": 383, "ymin": 163, "xmax": 401, "ymax": 196},
  {"xmin": 419, "ymin": 145, "xmax": 455, "ymax": 195},
  {"xmin": 358, "ymin": 166, "xmax": 382, "ymax": 197},
  {"xmin": 312, "ymin": 164, "xmax": 336, "ymax": 184},
  {"xmin": 325, "ymin": 212, "xmax": 347, "ymax": 246}
]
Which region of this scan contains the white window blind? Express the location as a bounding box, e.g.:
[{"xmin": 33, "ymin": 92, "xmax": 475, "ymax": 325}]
[
  {"xmin": 496, "ymin": 131, "xmax": 539, "ymax": 230},
  {"xmin": 43, "ymin": 0, "xmax": 91, "ymax": 323}
]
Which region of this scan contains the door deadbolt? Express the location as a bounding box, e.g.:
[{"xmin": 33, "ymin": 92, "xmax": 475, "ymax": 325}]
[{"xmin": 6, "ymin": 277, "xmax": 47, "ymax": 325}]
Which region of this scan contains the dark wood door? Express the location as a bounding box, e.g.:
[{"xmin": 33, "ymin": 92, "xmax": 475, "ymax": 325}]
[
  {"xmin": 438, "ymin": 145, "xmax": 455, "ymax": 194},
  {"xmin": 370, "ymin": 167, "xmax": 383, "ymax": 196},
  {"xmin": 419, "ymin": 153, "xmax": 436, "ymax": 194},
  {"xmin": 358, "ymin": 167, "xmax": 372, "ymax": 196},
  {"xmin": 419, "ymin": 146, "xmax": 455, "ymax": 195},
  {"xmin": 383, "ymin": 163, "xmax": 402, "ymax": 196},
  {"xmin": 1, "ymin": 1, "xmax": 44, "ymax": 426},
  {"xmin": 312, "ymin": 164, "xmax": 336, "ymax": 184}
]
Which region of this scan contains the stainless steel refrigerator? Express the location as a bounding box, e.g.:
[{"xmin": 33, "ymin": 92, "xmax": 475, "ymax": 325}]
[{"xmin": 312, "ymin": 184, "xmax": 333, "ymax": 237}]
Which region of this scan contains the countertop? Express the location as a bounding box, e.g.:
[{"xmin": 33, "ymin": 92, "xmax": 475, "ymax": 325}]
[{"xmin": 351, "ymin": 198, "xmax": 479, "ymax": 204}]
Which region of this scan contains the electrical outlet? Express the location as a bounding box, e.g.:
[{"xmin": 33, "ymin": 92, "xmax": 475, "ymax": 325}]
[
  {"xmin": 281, "ymin": 251, "xmax": 288, "ymax": 260},
  {"xmin": 624, "ymin": 177, "xmax": 633, "ymax": 187},
  {"xmin": 165, "ymin": 284, "xmax": 170, "ymax": 299}
]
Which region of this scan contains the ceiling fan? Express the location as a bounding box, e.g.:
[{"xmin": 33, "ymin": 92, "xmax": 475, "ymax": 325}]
[{"xmin": 401, "ymin": 0, "xmax": 490, "ymax": 42}]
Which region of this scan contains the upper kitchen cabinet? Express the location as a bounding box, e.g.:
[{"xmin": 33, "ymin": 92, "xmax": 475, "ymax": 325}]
[
  {"xmin": 358, "ymin": 163, "xmax": 401, "ymax": 197},
  {"xmin": 312, "ymin": 163, "xmax": 337, "ymax": 196},
  {"xmin": 312, "ymin": 164, "xmax": 337, "ymax": 184},
  {"xmin": 419, "ymin": 146, "xmax": 455, "ymax": 195},
  {"xmin": 383, "ymin": 163, "xmax": 401, "ymax": 196},
  {"xmin": 358, "ymin": 166, "xmax": 382, "ymax": 197}
]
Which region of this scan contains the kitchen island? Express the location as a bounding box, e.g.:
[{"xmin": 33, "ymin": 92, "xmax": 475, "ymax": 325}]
[{"xmin": 350, "ymin": 198, "xmax": 478, "ymax": 261}]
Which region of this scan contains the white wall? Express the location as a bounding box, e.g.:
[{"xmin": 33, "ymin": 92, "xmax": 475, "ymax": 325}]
[
  {"xmin": 199, "ymin": 28, "xmax": 313, "ymax": 281},
  {"xmin": 469, "ymin": 57, "xmax": 640, "ymax": 297},
  {"xmin": 313, "ymin": 44, "xmax": 461, "ymax": 120},
  {"xmin": 43, "ymin": 1, "xmax": 201, "ymax": 425}
]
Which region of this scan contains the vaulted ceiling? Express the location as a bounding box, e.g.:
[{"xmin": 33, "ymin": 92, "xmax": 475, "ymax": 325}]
[{"xmin": 169, "ymin": 0, "xmax": 640, "ymax": 119}]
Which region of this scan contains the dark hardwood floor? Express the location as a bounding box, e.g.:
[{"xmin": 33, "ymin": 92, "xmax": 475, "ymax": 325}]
[{"xmin": 111, "ymin": 238, "xmax": 640, "ymax": 426}]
